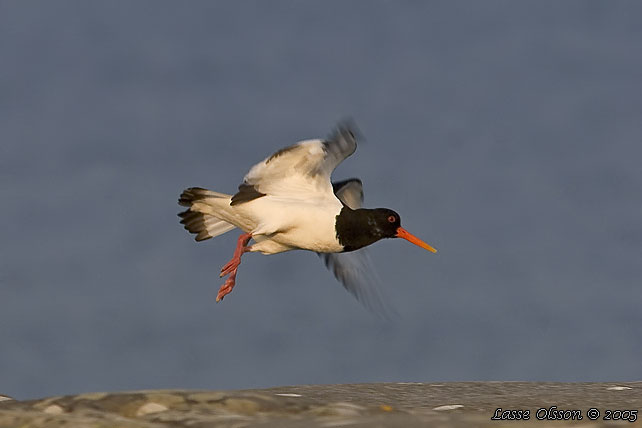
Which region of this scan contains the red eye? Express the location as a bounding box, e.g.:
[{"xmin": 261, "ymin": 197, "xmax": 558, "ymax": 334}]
[{"xmin": 388, "ymin": 215, "xmax": 396, "ymax": 223}]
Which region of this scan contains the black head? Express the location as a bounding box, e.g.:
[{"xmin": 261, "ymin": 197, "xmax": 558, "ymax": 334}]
[
  {"xmin": 335, "ymin": 207, "xmax": 437, "ymax": 253},
  {"xmin": 370, "ymin": 208, "xmax": 402, "ymax": 238}
]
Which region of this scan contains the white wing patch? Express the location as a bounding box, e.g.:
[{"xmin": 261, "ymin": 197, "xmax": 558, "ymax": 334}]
[
  {"xmin": 232, "ymin": 122, "xmax": 359, "ymax": 204},
  {"xmin": 244, "ymin": 140, "xmax": 333, "ymax": 200}
]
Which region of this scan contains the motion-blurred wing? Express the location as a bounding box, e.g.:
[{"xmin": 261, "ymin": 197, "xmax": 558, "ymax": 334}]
[
  {"xmin": 319, "ymin": 178, "xmax": 393, "ymax": 317},
  {"xmin": 231, "ymin": 121, "xmax": 359, "ymax": 205},
  {"xmin": 320, "ymin": 249, "xmax": 393, "ymax": 317}
]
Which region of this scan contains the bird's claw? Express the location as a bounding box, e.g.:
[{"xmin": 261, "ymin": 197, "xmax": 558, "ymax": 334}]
[
  {"xmin": 216, "ymin": 275, "xmax": 236, "ymax": 302},
  {"xmin": 220, "ymin": 260, "xmax": 241, "ymax": 277}
]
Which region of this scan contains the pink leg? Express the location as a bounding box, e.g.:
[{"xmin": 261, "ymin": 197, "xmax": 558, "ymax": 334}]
[{"xmin": 217, "ymin": 233, "xmax": 252, "ymax": 302}]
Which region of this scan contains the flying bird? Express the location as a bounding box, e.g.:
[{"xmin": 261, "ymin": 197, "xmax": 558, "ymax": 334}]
[{"xmin": 178, "ymin": 122, "xmax": 436, "ymax": 310}]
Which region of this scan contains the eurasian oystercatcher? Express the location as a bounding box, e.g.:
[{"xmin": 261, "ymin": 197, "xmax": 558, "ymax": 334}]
[{"xmin": 178, "ymin": 122, "xmax": 436, "ymax": 308}]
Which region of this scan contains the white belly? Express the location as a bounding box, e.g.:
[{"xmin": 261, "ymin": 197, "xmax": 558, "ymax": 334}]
[{"xmin": 236, "ymin": 197, "xmax": 344, "ymax": 254}]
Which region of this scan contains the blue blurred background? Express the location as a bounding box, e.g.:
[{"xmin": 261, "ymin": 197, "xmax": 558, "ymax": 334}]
[{"xmin": 2, "ymin": 1, "xmax": 641, "ymax": 400}]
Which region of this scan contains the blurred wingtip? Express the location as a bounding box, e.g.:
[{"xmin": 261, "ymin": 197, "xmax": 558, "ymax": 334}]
[
  {"xmin": 332, "ymin": 117, "xmax": 365, "ymax": 144},
  {"xmin": 319, "ymin": 250, "xmax": 399, "ymax": 321}
]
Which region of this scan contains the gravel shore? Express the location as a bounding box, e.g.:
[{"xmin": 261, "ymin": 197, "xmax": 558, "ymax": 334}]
[{"xmin": 1, "ymin": 382, "xmax": 641, "ymax": 427}]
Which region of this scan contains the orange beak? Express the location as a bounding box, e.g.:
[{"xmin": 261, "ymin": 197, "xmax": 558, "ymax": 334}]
[{"xmin": 395, "ymin": 227, "xmax": 437, "ymax": 253}]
